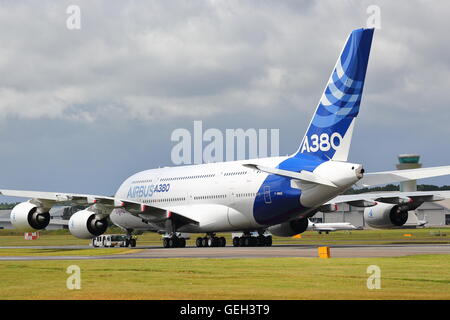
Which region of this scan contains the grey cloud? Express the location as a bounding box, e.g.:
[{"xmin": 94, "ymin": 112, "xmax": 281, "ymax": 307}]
[{"xmin": 0, "ymin": 0, "xmax": 449, "ymax": 196}]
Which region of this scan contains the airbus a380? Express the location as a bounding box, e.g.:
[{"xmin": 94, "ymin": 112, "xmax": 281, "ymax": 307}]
[{"xmin": 3, "ymin": 28, "xmax": 450, "ymax": 248}]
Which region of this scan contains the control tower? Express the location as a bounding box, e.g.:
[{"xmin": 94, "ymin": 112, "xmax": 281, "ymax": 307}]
[{"xmin": 396, "ymin": 154, "xmax": 422, "ymax": 192}]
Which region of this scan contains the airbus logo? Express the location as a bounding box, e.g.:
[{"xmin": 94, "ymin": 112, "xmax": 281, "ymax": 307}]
[{"xmin": 126, "ymin": 183, "xmax": 171, "ymax": 199}]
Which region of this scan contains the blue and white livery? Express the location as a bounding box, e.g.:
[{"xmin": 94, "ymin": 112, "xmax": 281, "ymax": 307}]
[
  {"xmin": 3, "ymin": 28, "xmax": 450, "ymax": 248},
  {"xmin": 298, "ymin": 28, "xmax": 373, "ymax": 161}
]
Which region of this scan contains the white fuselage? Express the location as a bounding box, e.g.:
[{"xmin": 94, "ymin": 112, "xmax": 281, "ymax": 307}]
[{"xmin": 110, "ymin": 156, "xmax": 362, "ymax": 234}]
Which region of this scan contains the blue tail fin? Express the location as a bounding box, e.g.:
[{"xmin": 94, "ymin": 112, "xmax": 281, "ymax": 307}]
[{"xmin": 295, "ymin": 28, "xmax": 374, "ymax": 161}]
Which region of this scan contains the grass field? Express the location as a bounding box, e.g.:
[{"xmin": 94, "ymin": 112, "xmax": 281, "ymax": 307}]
[
  {"xmin": 0, "ymin": 255, "xmax": 449, "ymax": 300},
  {"xmin": 1, "ymin": 228, "xmax": 449, "ymax": 300},
  {"xmin": 0, "ymin": 248, "xmax": 133, "ymax": 256}
]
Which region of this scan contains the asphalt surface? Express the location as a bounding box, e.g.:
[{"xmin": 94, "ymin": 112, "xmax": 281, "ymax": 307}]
[{"xmin": 1, "ymin": 244, "xmax": 450, "ymax": 261}]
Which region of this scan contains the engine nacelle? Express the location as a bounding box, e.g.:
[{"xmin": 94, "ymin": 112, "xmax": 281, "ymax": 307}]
[
  {"xmin": 268, "ymin": 218, "xmax": 309, "ymax": 237},
  {"xmin": 364, "ymin": 202, "xmax": 409, "ymax": 229},
  {"xmin": 10, "ymin": 201, "xmax": 50, "ymax": 231},
  {"xmin": 68, "ymin": 209, "xmax": 108, "ymax": 239}
]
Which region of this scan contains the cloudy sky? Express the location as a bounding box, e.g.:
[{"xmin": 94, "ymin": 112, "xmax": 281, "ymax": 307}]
[{"xmin": 0, "ymin": 0, "xmax": 449, "ymax": 200}]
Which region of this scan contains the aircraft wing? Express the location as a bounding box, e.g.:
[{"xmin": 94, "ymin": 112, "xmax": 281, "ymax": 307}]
[
  {"xmin": 0, "ymin": 189, "xmax": 118, "ymax": 206},
  {"xmin": 0, "ymin": 189, "xmax": 140, "ymax": 212},
  {"xmin": 0, "ymin": 189, "xmax": 199, "ymax": 226},
  {"xmin": 325, "ymin": 190, "xmax": 450, "ymax": 208},
  {"xmin": 49, "ymin": 219, "xmax": 69, "ymax": 226},
  {"xmin": 356, "ymin": 166, "xmax": 450, "ymax": 187},
  {"xmin": 322, "ymin": 165, "xmax": 450, "ymax": 209}
]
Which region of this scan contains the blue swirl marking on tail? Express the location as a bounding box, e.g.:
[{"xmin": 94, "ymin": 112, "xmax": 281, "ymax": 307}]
[
  {"xmin": 253, "ymin": 28, "xmax": 374, "ymax": 227},
  {"xmin": 295, "ymin": 28, "xmax": 374, "ymax": 160}
]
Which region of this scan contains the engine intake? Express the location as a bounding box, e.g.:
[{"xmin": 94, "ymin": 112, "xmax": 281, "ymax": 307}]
[
  {"xmin": 69, "ymin": 209, "xmax": 108, "ymax": 239},
  {"xmin": 10, "ymin": 202, "xmax": 50, "ymax": 230},
  {"xmin": 364, "ymin": 202, "xmax": 409, "ymax": 229}
]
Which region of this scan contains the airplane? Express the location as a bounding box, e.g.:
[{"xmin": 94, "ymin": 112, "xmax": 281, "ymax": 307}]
[
  {"xmin": 2, "ymin": 27, "xmax": 450, "ymax": 248},
  {"xmin": 307, "ymin": 220, "xmax": 357, "ymax": 234},
  {"xmin": 417, "ymin": 215, "xmax": 428, "ymax": 227},
  {"xmin": 401, "ymin": 211, "xmax": 428, "ymax": 228}
]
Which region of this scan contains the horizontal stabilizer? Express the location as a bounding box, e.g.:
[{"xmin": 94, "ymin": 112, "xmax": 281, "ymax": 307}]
[{"xmin": 243, "ymin": 164, "xmax": 337, "ymax": 187}]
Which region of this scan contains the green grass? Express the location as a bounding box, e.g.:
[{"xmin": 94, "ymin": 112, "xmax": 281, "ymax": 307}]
[
  {"xmin": 1, "ymin": 228, "xmax": 449, "ymax": 300},
  {"xmin": 0, "ymin": 248, "xmax": 133, "ymax": 256},
  {"xmin": 0, "ymin": 233, "xmax": 91, "ymax": 247},
  {"xmin": 0, "ymin": 255, "xmax": 449, "ymax": 300}
]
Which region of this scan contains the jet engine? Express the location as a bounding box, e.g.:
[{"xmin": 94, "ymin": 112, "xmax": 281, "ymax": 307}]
[
  {"xmin": 268, "ymin": 218, "xmax": 309, "ymax": 237},
  {"xmin": 10, "ymin": 201, "xmax": 50, "ymax": 230},
  {"xmin": 364, "ymin": 202, "xmax": 409, "ymax": 229},
  {"xmin": 68, "ymin": 209, "xmax": 108, "ymax": 239}
]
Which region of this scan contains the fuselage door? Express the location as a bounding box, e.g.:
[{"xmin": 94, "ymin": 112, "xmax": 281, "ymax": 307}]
[{"xmin": 264, "ymin": 185, "xmax": 272, "ymax": 204}]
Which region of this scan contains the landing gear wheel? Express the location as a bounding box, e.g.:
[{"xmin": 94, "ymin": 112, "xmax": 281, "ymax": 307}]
[
  {"xmin": 256, "ymin": 236, "xmax": 264, "ymax": 246},
  {"xmin": 178, "ymin": 238, "xmax": 186, "ymax": 248},
  {"xmin": 208, "ymin": 237, "xmax": 220, "ymax": 247},
  {"xmin": 168, "ymin": 237, "xmax": 177, "ymax": 248},
  {"xmin": 130, "ymin": 239, "xmax": 137, "ymax": 247},
  {"xmin": 265, "ymin": 235, "xmax": 272, "ymax": 247},
  {"xmin": 218, "ymin": 237, "xmax": 226, "ymax": 247},
  {"xmin": 232, "ymin": 237, "xmax": 240, "ymax": 247},
  {"xmin": 196, "ymin": 237, "xmax": 203, "ymax": 247},
  {"xmin": 163, "ymin": 238, "xmax": 170, "ymax": 248}
]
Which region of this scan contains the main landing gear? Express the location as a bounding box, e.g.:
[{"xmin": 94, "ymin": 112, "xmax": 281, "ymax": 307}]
[
  {"xmin": 195, "ymin": 234, "xmax": 226, "ymax": 247},
  {"xmin": 162, "ymin": 233, "xmax": 188, "ymax": 248},
  {"xmin": 232, "ymin": 232, "xmax": 272, "ymax": 247},
  {"xmin": 160, "ymin": 232, "xmax": 273, "ymax": 248}
]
